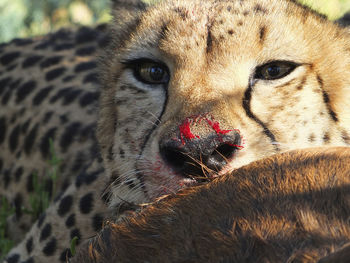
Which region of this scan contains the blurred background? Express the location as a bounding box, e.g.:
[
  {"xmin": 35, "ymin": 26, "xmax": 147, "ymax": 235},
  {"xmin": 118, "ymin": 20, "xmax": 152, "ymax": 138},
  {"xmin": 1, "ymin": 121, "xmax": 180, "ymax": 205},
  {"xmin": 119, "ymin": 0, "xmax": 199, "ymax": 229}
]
[{"xmin": 0, "ymin": 0, "xmax": 350, "ymax": 43}]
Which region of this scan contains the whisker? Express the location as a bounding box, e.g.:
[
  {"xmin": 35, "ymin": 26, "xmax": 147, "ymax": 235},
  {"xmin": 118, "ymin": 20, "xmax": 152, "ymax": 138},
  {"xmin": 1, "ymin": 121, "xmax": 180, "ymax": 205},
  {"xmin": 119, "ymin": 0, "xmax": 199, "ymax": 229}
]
[{"xmin": 147, "ymin": 111, "xmax": 162, "ymax": 123}]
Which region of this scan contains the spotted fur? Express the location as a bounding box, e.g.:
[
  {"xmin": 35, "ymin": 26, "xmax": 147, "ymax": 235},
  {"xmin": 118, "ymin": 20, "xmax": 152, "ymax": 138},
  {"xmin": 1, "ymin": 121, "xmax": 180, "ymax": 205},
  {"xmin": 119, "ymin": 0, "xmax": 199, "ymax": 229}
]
[{"xmin": 2, "ymin": 0, "xmax": 350, "ymax": 262}]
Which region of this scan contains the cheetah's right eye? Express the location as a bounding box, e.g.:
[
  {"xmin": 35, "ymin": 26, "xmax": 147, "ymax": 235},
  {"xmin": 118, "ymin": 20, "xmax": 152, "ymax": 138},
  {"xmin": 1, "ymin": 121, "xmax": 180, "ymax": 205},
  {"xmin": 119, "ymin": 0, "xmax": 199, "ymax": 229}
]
[
  {"xmin": 254, "ymin": 61, "xmax": 298, "ymax": 80},
  {"xmin": 122, "ymin": 59, "xmax": 170, "ymax": 85}
]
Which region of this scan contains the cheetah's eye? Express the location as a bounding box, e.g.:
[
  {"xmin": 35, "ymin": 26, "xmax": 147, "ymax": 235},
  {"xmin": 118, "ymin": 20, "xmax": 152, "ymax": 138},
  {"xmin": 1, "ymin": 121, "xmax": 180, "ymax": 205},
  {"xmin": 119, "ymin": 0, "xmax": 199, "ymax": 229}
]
[
  {"xmin": 123, "ymin": 59, "xmax": 170, "ymax": 85},
  {"xmin": 254, "ymin": 61, "xmax": 298, "ymax": 80}
]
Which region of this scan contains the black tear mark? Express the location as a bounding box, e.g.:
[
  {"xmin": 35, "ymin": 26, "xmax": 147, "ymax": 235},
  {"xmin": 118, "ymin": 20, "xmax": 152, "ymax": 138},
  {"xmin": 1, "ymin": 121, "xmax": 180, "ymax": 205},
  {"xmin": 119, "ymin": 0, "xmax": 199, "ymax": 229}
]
[
  {"xmin": 242, "ymin": 80, "xmax": 279, "ymax": 151},
  {"xmin": 317, "ymin": 75, "xmax": 338, "ymax": 122}
]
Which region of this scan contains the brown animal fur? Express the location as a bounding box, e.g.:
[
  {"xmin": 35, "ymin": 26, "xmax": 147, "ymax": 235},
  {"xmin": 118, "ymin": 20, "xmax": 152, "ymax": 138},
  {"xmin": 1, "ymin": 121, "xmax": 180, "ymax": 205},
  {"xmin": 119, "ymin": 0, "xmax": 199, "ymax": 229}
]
[{"xmin": 72, "ymin": 147, "xmax": 350, "ymax": 262}]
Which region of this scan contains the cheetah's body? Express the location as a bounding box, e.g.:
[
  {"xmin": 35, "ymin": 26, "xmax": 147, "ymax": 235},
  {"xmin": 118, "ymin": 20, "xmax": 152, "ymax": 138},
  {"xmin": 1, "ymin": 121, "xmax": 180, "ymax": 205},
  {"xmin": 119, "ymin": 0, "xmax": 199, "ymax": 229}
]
[{"xmin": 2, "ymin": 0, "xmax": 350, "ymax": 262}]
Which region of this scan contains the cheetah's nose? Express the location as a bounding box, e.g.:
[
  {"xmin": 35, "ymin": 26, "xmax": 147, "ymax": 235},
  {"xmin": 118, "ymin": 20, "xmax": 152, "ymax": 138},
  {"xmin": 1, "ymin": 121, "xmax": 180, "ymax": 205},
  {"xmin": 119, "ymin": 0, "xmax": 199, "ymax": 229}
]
[{"xmin": 159, "ymin": 132, "xmax": 241, "ymax": 180}]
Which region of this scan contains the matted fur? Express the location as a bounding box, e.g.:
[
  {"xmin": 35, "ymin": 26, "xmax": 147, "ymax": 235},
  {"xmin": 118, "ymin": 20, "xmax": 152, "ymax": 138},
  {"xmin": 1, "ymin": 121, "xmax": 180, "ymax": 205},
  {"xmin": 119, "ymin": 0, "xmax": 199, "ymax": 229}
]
[{"xmin": 72, "ymin": 147, "xmax": 350, "ymax": 263}]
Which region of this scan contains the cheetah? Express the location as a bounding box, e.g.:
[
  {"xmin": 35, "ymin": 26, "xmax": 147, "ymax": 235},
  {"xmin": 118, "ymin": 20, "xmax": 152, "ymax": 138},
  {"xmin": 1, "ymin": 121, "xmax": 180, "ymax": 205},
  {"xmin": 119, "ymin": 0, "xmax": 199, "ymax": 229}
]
[
  {"xmin": 72, "ymin": 147, "xmax": 350, "ymax": 263},
  {"xmin": 2, "ymin": 0, "xmax": 350, "ymax": 262}
]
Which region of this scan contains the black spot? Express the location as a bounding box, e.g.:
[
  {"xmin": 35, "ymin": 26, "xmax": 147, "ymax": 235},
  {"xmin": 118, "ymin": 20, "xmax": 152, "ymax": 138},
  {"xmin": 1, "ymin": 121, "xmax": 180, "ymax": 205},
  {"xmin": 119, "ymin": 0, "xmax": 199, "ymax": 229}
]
[
  {"xmin": 40, "ymin": 223, "xmax": 52, "ymax": 242},
  {"xmin": 34, "ymin": 41, "xmax": 50, "ymax": 50},
  {"xmin": 63, "ymin": 75, "xmax": 75, "ymax": 82},
  {"xmin": 259, "ymin": 26, "xmax": 266, "ymax": 43},
  {"xmin": 9, "ymin": 124, "xmax": 21, "ymax": 152},
  {"xmin": 12, "ymin": 38, "xmax": 33, "ymax": 46},
  {"xmin": 37, "ymin": 212, "xmax": 46, "ymax": 228},
  {"xmin": 24, "ymin": 124, "xmax": 38, "ymax": 154},
  {"xmin": 26, "ymin": 237, "xmax": 34, "ymax": 253},
  {"xmin": 92, "ymin": 214, "xmax": 104, "ymax": 231},
  {"xmin": 71, "ymin": 152, "xmax": 85, "ymax": 173},
  {"xmin": 42, "ymin": 237, "xmax": 57, "ymax": 256},
  {"xmin": 119, "ymin": 148, "xmax": 125, "ymax": 158},
  {"xmin": 342, "ymin": 130, "xmax": 350, "ymax": 144},
  {"xmin": 22, "ymin": 55, "xmax": 43, "ymax": 68},
  {"xmin": 83, "ymin": 72, "xmax": 99, "ymax": 84},
  {"xmin": 21, "ymin": 257, "xmax": 34, "ymax": 263},
  {"xmin": 62, "ymin": 88, "xmax": 82, "ymax": 105},
  {"xmin": 79, "ymin": 91, "xmax": 99, "ymax": 107},
  {"xmin": 308, "ymin": 133, "xmax": 316, "ymax": 142},
  {"xmin": 59, "ymin": 248, "xmax": 72, "ymax": 262},
  {"xmin": 60, "ymin": 122, "xmax": 81, "ymax": 152},
  {"xmin": 254, "ymin": 4, "xmax": 267, "ymax": 14},
  {"xmin": 60, "ymin": 179, "xmax": 70, "ymax": 193},
  {"xmin": 10, "ymin": 78, "xmax": 22, "ymax": 89},
  {"xmin": 40, "ymin": 56, "xmax": 63, "ymax": 69},
  {"xmin": 74, "ymin": 61, "xmax": 97, "ymax": 73},
  {"xmin": 54, "ymin": 43, "xmax": 74, "ymax": 51},
  {"xmin": 32, "ymin": 86, "xmax": 54, "ymax": 106},
  {"xmin": 2, "ymin": 89, "xmax": 12, "ymax": 105},
  {"xmin": 58, "ymin": 195, "xmax": 73, "ymax": 217},
  {"xmin": 60, "ymin": 114, "xmax": 68, "ymax": 124},
  {"xmin": 50, "ymin": 87, "xmax": 70, "ymax": 103},
  {"xmin": 70, "ymin": 228, "xmax": 81, "ymax": 243},
  {"xmin": 14, "ymin": 193, "xmax": 23, "ymax": 217},
  {"xmin": 15, "ymin": 166, "xmax": 23, "ymax": 182},
  {"xmin": 40, "ymin": 128, "xmax": 57, "ymax": 158},
  {"xmin": 6, "ymin": 254, "xmax": 20, "ymax": 263},
  {"xmin": 323, "ymin": 132, "xmax": 330, "ymax": 143},
  {"xmin": 76, "ymin": 27, "xmax": 98, "ymax": 44},
  {"xmin": 79, "ymin": 193, "xmax": 94, "ymax": 214},
  {"xmin": 26, "ymin": 173, "xmax": 34, "ymax": 192},
  {"xmin": 3, "ymin": 169, "xmax": 10, "ymax": 188},
  {"xmin": 21, "ymin": 119, "xmax": 31, "ymax": 134},
  {"xmin": 43, "ymin": 111, "xmax": 53, "ymax": 123},
  {"xmin": 16, "ymin": 80, "xmax": 37, "ymax": 103},
  {"xmin": 173, "ymin": 7, "xmax": 189, "ymax": 20},
  {"xmin": 108, "ymin": 145, "xmax": 114, "ymax": 161},
  {"xmin": 0, "ymin": 77, "xmax": 12, "ymax": 96},
  {"xmin": 0, "ymin": 51, "xmax": 20, "ymax": 65},
  {"xmin": 0, "ymin": 117, "xmax": 6, "ymax": 144},
  {"xmin": 65, "ymin": 213, "xmax": 75, "ymax": 228},
  {"xmin": 7, "ymin": 63, "xmax": 17, "ymax": 72},
  {"xmin": 98, "ymin": 34, "xmax": 111, "ymax": 48},
  {"xmin": 75, "ymin": 46, "xmax": 96, "ymax": 56},
  {"xmin": 45, "ymin": 67, "xmax": 66, "ymax": 81},
  {"xmin": 75, "ymin": 169, "xmax": 102, "ymax": 188}
]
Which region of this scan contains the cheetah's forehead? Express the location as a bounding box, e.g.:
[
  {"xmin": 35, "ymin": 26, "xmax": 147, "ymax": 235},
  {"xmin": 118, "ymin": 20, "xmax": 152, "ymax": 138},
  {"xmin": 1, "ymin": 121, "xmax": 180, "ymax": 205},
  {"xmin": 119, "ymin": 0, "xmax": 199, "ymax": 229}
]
[{"xmin": 121, "ymin": 0, "xmax": 331, "ymax": 66}]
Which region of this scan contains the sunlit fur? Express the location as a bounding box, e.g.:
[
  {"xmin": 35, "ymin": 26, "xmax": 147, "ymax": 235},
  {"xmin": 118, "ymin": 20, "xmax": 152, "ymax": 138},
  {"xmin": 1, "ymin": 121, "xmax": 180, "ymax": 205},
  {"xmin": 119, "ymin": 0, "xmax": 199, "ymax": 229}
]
[
  {"xmin": 72, "ymin": 147, "xmax": 350, "ymax": 262},
  {"xmin": 98, "ymin": 0, "xmax": 350, "ymax": 205}
]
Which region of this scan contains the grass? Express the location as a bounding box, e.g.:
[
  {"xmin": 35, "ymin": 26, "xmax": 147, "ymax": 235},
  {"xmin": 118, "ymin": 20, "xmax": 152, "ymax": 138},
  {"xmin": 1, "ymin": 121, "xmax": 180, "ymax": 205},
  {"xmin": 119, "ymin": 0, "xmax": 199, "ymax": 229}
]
[
  {"xmin": 0, "ymin": 197, "xmax": 15, "ymax": 258},
  {"xmin": 0, "ymin": 139, "xmax": 61, "ymax": 259}
]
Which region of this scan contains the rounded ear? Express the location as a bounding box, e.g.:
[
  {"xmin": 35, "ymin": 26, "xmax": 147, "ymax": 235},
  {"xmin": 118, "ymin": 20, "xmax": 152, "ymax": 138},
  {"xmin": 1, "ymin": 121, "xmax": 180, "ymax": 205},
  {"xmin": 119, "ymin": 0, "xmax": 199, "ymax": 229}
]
[
  {"xmin": 111, "ymin": 0, "xmax": 149, "ymax": 21},
  {"xmin": 336, "ymin": 12, "xmax": 350, "ymax": 27}
]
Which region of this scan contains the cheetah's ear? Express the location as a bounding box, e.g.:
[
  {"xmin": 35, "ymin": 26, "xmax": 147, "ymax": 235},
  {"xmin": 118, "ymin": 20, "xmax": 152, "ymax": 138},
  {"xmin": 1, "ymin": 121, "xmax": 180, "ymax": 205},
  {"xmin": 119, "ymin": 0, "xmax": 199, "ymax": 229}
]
[{"xmin": 111, "ymin": 0, "xmax": 150, "ymax": 21}]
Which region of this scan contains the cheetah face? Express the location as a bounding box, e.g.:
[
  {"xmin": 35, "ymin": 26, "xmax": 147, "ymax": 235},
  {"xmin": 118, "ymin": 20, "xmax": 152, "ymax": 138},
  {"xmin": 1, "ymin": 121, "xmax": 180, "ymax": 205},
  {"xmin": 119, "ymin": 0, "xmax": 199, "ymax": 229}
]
[{"xmin": 98, "ymin": 0, "xmax": 350, "ymax": 202}]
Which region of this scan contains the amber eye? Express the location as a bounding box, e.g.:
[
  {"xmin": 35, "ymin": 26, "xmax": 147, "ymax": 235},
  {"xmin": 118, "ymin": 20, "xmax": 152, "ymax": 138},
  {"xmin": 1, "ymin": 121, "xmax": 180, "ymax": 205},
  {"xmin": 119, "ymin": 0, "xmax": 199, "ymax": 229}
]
[
  {"xmin": 136, "ymin": 63, "xmax": 169, "ymax": 84},
  {"xmin": 255, "ymin": 61, "xmax": 297, "ymax": 80},
  {"xmin": 122, "ymin": 58, "xmax": 170, "ymax": 85}
]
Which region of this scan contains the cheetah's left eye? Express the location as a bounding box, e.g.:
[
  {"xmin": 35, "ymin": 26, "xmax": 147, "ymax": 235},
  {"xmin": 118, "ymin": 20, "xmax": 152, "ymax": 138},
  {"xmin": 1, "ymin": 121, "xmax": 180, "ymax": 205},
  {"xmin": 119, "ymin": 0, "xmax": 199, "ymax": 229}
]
[
  {"xmin": 254, "ymin": 61, "xmax": 298, "ymax": 80},
  {"xmin": 122, "ymin": 58, "xmax": 170, "ymax": 85}
]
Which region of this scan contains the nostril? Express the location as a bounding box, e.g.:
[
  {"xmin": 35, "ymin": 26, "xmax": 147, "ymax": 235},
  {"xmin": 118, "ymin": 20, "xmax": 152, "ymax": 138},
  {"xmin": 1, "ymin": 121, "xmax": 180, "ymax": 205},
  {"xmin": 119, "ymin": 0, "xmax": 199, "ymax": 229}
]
[
  {"xmin": 214, "ymin": 144, "xmax": 236, "ymax": 160},
  {"xmin": 207, "ymin": 143, "xmax": 237, "ymax": 171},
  {"xmin": 160, "ymin": 146, "xmax": 188, "ymax": 171}
]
